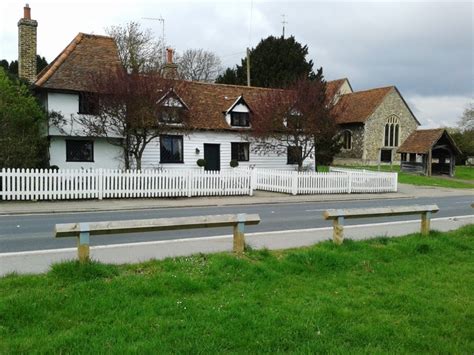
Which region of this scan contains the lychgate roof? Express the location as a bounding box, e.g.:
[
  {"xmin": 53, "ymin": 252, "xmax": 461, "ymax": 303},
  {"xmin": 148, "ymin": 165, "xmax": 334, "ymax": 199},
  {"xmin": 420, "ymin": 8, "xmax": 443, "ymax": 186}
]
[{"xmin": 397, "ymin": 128, "xmax": 461, "ymax": 154}]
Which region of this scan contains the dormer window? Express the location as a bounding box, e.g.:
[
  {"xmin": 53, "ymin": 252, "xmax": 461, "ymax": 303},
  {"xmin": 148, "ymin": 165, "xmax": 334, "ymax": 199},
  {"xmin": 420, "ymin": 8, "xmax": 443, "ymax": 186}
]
[
  {"xmin": 226, "ymin": 95, "xmax": 252, "ymax": 128},
  {"xmin": 160, "ymin": 106, "xmax": 184, "ymax": 124},
  {"xmin": 230, "ymin": 112, "xmax": 250, "ymax": 127},
  {"xmin": 286, "ymin": 110, "xmax": 303, "ymax": 130},
  {"xmin": 157, "ymin": 90, "xmax": 188, "ymax": 124}
]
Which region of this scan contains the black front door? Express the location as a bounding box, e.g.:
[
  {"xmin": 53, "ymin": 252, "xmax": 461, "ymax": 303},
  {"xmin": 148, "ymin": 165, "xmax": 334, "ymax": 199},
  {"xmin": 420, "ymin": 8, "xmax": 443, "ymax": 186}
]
[{"xmin": 204, "ymin": 144, "xmax": 220, "ymax": 171}]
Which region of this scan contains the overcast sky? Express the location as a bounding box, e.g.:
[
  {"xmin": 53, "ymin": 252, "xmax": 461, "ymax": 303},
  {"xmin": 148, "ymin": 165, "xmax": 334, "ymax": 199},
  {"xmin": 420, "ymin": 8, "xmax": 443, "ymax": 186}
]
[{"xmin": 1, "ymin": 0, "xmax": 472, "ymax": 127}]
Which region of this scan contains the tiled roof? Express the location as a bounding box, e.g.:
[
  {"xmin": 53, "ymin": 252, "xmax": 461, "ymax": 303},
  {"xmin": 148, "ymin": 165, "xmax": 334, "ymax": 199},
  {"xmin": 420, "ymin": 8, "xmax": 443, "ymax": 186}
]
[
  {"xmin": 397, "ymin": 129, "xmax": 460, "ymax": 154},
  {"xmin": 334, "ymin": 86, "xmax": 394, "ymax": 124},
  {"xmin": 180, "ymin": 81, "xmax": 277, "ymax": 130},
  {"xmin": 35, "ymin": 33, "xmax": 121, "ymax": 91},
  {"xmin": 35, "ymin": 32, "xmax": 407, "ymax": 131},
  {"xmin": 325, "ymin": 78, "xmax": 350, "ymax": 98}
]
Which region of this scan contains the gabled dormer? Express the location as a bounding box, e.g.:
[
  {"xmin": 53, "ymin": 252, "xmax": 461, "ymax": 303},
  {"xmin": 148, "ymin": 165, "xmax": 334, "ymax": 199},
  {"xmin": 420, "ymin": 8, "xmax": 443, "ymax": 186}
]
[
  {"xmin": 156, "ymin": 89, "xmax": 188, "ymax": 124},
  {"xmin": 225, "ymin": 95, "xmax": 252, "ymax": 128}
]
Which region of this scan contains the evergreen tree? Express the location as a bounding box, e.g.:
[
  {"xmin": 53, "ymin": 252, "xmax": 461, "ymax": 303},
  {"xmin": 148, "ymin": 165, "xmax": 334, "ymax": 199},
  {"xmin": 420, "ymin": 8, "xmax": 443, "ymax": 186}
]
[
  {"xmin": 216, "ymin": 36, "xmax": 318, "ymax": 88},
  {"xmin": 0, "ymin": 68, "xmax": 48, "ymax": 168}
]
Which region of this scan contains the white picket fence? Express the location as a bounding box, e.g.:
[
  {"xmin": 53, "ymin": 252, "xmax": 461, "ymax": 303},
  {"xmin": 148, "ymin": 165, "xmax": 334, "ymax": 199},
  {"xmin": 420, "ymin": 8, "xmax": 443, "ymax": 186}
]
[
  {"xmin": 254, "ymin": 168, "xmax": 397, "ymax": 195},
  {"xmin": 0, "ymin": 168, "xmax": 252, "ymax": 201},
  {"xmin": 0, "ymin": 167, "xmax": 397, "ymax": 201}
]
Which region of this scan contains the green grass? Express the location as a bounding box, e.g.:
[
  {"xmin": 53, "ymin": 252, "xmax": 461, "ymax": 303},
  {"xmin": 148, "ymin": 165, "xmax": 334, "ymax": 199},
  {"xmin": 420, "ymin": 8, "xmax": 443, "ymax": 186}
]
[
  {"xmin": 455, "ymin": 166, "xmax": 474, "ymax": 181},
  {"xmin": 336, "ymin": 164, "xmax": 474, "ymax": 189},
  {"xmin": 1, "ymin": 226, "xmax": 473, "ymax": 353}
]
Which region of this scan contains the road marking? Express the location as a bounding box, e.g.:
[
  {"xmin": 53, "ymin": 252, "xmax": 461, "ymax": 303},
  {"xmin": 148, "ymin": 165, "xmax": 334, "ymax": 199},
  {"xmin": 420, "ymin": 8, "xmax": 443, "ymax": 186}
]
[
  {"xmin": 305, "ymin": 208, "xmax": 328, "ymax": 212},
  {"xmin": 2, "ymin": 214, "xmax": 473, "ymax": 257}
]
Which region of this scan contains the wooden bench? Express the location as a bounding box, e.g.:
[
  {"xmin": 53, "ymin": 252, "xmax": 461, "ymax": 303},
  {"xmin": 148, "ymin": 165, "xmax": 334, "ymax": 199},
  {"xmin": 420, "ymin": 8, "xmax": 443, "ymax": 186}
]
[
  {"xmin": 55, "ymin": 213, "xmax": 261, "ymax": 262},
  {"xmin": 323, "ymin": 205, "xmax": 439, "ymax": 244}
]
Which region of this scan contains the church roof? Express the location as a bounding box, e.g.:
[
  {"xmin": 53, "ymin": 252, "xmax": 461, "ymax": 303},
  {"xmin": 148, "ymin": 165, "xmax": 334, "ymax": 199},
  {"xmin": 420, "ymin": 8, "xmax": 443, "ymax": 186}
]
[{"xmin": 334, "ymin": 86, "xmax": 394, "ymax": 124}]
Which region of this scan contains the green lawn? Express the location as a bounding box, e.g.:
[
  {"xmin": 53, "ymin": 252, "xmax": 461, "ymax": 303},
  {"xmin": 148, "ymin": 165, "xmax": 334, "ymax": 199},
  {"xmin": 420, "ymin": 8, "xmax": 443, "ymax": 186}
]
[
  {"xmin": 1, "ymin": 226, "xmax": 473, "ymax": 353},
  {"xmin": 455, "ymin": 166, "xmax": 474, "ymax": 181},
  {"xmin": 334, "ymin": 164, "xmax": 474, "ymax": 189}
]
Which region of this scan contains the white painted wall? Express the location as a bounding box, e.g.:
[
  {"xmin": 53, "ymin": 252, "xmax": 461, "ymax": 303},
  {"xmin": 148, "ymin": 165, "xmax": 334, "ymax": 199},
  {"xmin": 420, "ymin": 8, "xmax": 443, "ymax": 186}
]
[
  {"xmin": 47, "ymin": 92, "xmax": 121, "ymax": 138},
  {"xmin": 45, "ymin": 92, "xmax": 313, "ymax": 171},
  {"xmin": 49, "ymin": 136, "xmax": 123, "ymax": 170},
  {"xmin": 141, "ymin": 131, "xmax": 313, "ymax": 171}
]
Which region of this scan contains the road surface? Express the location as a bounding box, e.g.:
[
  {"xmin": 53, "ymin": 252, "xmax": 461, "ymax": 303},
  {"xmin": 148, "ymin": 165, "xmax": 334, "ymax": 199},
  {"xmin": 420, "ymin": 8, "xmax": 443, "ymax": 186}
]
[{"xmin": 1, "ymin": 195, "xmax": 473, "ymax": 253}]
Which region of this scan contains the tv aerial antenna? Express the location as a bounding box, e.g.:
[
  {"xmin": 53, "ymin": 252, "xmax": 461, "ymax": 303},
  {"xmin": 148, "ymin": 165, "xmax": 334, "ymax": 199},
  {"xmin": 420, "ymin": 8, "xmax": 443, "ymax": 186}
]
[{"xmin": 142, "ymin": 16, "xmax": 166, "ymax": 62}]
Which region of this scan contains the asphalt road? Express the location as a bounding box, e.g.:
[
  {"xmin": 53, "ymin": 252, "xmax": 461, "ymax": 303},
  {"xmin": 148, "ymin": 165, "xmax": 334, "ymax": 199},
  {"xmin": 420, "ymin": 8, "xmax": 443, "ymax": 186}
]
[{"xmin": 1, "ymin": 195, "xmax": 473, "ymax": 253}]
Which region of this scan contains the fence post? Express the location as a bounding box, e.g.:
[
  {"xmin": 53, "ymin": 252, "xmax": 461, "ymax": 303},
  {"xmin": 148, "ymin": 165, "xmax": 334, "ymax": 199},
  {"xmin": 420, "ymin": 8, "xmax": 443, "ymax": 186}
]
[
  {"xmin": 0, "ymin": 168, "xmax": 5, "ymax": 201},
  {"xmin": 333, "ymin": 216, "xmax": 344, "ymax": 245},
  {"xmin": 393, "ymin": 173, "xmax": 398, "ymax": 192},
  {"xmin": 187, "ymin": 170, "xmax": 193, "ymax": 197},
  {"xmin": 78, "ymin": 223, "xmax": 90, "ymax": 263},
  {"xmin": 98, "ymin": 169, "xmax": 103, "ymax": 200},
  {"xmin": 291, "ymin": 171, "xmax": 298, "ymax": 195},
  {"xmin": 233, "ymin": 213, "xmax": 246, "ymax": 253},
  {"xmin": 420, "ymin": 211, "xmax": 431, "ymax": 236},
  {"xmin": 347, "ymin": 172, "xmax": 352, "ymax": 194},
  {"xmin": 249, "ymin": 168, "xmax": 255, "ymax": 196}
]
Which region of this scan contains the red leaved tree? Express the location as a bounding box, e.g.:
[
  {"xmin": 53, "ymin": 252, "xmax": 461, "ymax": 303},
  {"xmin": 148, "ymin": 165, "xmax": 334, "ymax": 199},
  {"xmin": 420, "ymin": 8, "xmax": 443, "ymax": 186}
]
[
  {"xmin": 250, "ymin": 77, "xmax": 344, "ymax": 171},
  {"xmin": 74, "ymin": 69, "xmax": 192, "ymax": 169}
]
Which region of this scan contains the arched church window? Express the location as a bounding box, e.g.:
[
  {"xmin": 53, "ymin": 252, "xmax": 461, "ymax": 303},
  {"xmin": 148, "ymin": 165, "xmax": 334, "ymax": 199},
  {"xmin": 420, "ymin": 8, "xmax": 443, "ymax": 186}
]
[
  {"xmin": 384, "ymin": 115, "xmax": 400, "ymax": 147},
  {"xmin": 343, "ymin": 130, "xmax": 352, "ymax": 150}
]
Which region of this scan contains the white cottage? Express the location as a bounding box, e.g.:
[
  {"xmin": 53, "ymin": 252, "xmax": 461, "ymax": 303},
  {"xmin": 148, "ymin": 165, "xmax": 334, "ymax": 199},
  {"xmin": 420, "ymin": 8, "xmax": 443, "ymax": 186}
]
[{"xmin": 30, "ymin": 30, "xmax": 349, "ymax": 171}]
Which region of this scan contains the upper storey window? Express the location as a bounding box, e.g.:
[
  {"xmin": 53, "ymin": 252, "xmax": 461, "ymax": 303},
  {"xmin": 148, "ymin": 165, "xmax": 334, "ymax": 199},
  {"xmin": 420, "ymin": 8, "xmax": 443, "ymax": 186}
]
[
  {"xmin": 226, "ymin": 96, "xmax": 251, "ymax": 127},
  {"xmin": 157, "ymin": 91, "xmax": 188, "ymax": 124},
  {"xmin": 78, "ymin": 92, "xmax": 99, "ymax": 115}
]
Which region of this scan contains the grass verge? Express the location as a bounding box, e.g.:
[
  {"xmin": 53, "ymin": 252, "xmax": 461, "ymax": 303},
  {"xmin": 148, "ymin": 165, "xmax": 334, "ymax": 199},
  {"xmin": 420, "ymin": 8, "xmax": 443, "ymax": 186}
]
[{"xmin": 1, "ymin": 225, "xmax": 473, "ymax": 353}]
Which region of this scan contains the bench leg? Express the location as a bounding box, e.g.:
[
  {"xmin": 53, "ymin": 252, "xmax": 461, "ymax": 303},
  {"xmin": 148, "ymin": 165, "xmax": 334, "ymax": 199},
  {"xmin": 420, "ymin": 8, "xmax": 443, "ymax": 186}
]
[
  {"xmin": 78, "ymin": 223, "xmax": 90, "ymax": 263},
  {"xmin": 233, "ymin": 214, "xmax": 246, "ymax": 254},
  {"xmin": 421, "ymin": 212, "xmax": 431, "ymax": 236},
  {"xmin": 333, "ymin": 217, "xmax": 344, "ymax": 245}
]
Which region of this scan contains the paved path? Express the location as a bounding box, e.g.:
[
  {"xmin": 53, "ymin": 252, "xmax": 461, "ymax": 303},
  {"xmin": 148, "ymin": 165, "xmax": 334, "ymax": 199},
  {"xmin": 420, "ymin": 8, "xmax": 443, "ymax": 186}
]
[{"xmin": 1, "ymin": 183, "xmax": 471, "ymax": 216}]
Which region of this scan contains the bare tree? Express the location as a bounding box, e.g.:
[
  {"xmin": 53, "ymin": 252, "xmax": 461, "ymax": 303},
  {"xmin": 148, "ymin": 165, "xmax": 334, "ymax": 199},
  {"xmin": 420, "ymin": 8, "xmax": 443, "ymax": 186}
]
[
  {"xmin": 177, "ymin": 49, "xmax": 222, "ymax": 82},
  {"xmin": 250, "ymin": 77, "xmax": 344, "ymax": 171},
  {"xmin": 75, "ymin": 69, "xmax": 192, "ymax": 170},
  {"xmin": 106, "ymin": 22, "xmax": 164, "ymax": 74}
]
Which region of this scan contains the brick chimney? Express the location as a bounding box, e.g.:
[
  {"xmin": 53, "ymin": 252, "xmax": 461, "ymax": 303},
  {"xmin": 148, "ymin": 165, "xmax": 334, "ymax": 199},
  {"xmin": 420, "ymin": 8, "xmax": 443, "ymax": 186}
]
[
  {"xmin": 163, "ymin": 48, "xmax": 178, "ymax": 79},
  {"xmin": 18, "ymin": 4, "xmax": 38, "ymax": 83}
]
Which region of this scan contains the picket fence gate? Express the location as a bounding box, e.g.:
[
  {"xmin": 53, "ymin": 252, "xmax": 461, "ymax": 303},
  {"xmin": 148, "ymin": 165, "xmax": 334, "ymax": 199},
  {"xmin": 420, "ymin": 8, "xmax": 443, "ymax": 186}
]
[
  {"xmin": 0, "ymin": 168, "xmax": 252, "ymax": 201},
  {"xmin": 0, "ymin": 167, "xmax": 397, "ymax": 201}
]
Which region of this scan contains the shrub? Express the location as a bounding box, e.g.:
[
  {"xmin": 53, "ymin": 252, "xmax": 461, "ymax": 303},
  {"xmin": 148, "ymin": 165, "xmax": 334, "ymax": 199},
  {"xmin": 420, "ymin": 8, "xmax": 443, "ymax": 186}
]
[
  {"xmin": 196, "ymin": 159, "xmax": 206, "ymax": 167},
  {"xmin": 230, "ymin": 159, "xmax": 239, "ymax": 168}
]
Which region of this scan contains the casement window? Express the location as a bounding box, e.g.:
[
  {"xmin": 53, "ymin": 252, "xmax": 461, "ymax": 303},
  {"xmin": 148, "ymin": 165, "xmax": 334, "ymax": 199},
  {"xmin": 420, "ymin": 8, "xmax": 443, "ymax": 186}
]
[
  {"xmin": 78, "ymin": 92, "xmax": 99, "ymax": 115},
  {"xmin": 343, "ymin": 130, "xmax": 352, "ymax": 150},
  {"xmin": 160, "ymin": 135, "xmax": 184, "ymax": 163},
  {"xmin": 230, "ymin": 112, "xmax": 250, "ymax": 127},
  {"xmin": 160, "ymin": 106, "xmax": 184, "ymax": 124},
  {"xmin": 287, "ymin": 146, "xmax": 302, "ymax": 165},
  {"xmin": 231, "ymin": 142, "xmax": 250, "ymax": 161},
  {"xmin": 384, "ymin": 115, "xmax": 400, "ymax": 147},
  {"xmin": 66, "ymin": 140, "xmax": 94, "ymax": 162}
]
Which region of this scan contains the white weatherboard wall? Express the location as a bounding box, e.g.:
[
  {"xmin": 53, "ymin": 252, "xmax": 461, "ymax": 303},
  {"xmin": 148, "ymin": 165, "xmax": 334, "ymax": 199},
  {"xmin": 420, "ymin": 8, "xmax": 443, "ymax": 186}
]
[
  {"xmin": 45, "ymin": 92, "xmax": 312, "ymax": 170},
  {"xmin": 49, "ymin": 136, "xmax": 123, "ymax": 170},
  {"xmin": 141, "ymin": 131, "xmax": 312, "ymax": 170}
]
